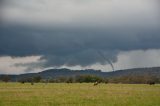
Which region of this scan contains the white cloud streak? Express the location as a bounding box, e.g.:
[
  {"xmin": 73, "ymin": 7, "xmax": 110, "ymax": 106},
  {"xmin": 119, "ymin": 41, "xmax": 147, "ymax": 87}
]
[{"xmin": 0, "ymin": 56, "xmax": 44, "ymax": 74}]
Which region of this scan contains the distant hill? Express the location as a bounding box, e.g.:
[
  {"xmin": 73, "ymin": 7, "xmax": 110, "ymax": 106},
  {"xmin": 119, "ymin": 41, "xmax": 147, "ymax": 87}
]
[{"xmin": 1, "ymin": 67, "xmax": 160, "ymax": 81}]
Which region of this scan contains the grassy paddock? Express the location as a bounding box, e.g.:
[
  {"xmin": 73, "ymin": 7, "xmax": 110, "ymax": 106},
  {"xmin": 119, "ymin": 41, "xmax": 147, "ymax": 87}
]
[{"xmin": 0, "ymin": 83, "xmax": 159, "ymax": 106}]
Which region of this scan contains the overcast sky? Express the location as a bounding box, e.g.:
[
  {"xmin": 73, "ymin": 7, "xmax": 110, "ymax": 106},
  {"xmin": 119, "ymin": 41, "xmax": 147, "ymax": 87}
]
[{"xmin": 0, "ymin": 0, "xmax": 160, "ymax": 74}]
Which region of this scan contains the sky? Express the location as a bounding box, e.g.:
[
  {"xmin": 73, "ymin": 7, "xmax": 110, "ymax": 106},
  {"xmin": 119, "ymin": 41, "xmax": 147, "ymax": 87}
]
[{"xmin": 0, "ymin": 0, "xmax": 160, "ymax": 74}]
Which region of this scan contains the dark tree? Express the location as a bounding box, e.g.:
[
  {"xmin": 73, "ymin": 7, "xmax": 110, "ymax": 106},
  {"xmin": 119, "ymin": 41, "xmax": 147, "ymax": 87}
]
[
  {"xmin": 66, "ymin": 77, "xmax": 74, "ymax": 83},
  {"xmin": 33, "ymin": 76, "xmax": 42, "ymax": 83},
  {"xmin": 1, "ymin": 75, "xmax": 10, "ymax": 83}
]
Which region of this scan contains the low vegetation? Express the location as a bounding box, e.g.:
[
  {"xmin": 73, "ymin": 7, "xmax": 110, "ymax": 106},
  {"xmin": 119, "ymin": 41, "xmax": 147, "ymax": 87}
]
[
  {"xmin": 0, "ymin": 83, "xmax": 159, "ymax": 106},
  {"xmin": 13, "ymin": 75, "xmax": 160, "ymax": 84}
]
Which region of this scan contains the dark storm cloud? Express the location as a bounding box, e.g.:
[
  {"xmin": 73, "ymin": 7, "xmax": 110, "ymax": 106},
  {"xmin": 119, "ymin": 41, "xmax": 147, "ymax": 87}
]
[
  {"xmin": 0, "ymin": 24, "xmax": 160, "ymax": 67},
  {"xmin": 0, "ymin": 0, "xmax": 4, "ymax": 22},
  {"xmin": 0, "ymin": 0, "xmax": 160, "ymax": 68}
]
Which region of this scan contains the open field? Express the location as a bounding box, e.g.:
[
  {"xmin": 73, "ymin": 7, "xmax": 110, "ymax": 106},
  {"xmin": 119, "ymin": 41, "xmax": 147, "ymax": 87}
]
[{"xmin": 0, "ymin": 83, "xmax": 160, "ymax": 106}]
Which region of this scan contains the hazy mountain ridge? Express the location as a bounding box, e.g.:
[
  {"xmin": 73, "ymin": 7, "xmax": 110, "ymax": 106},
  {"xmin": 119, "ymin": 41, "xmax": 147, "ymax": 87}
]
[{"xmin": 1, "ymin": 67, "xmax": 160, "ymax": 82}]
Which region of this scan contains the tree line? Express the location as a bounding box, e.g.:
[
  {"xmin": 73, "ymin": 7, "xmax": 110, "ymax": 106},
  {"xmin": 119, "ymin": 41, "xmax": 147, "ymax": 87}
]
[{"xmin": 0, "ymin": 74, "xmax": 160, "ymax": 84}]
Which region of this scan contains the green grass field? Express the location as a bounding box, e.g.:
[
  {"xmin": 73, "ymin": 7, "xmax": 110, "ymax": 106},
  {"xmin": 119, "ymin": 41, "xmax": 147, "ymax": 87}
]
[{"xmin": 0, "ymin": 83, "xmax": 159, "ymax": 106}]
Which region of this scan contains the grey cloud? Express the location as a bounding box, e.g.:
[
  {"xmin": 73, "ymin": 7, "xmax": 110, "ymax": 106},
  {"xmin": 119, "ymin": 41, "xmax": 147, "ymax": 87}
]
[
  {"xmin": 40, "ymin": 50, "xmax": 118, "ymax": 67},
  {"xmin": 1, "ymin": 0, "xmax": 159, "ymax": 28},
  {"xmin": 0, "ymin": 0, "xmax": 160, "ymax": 68},
  {"xmin": 0, "ymin": 25, "xmax": 160, "ymax": 68}
]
